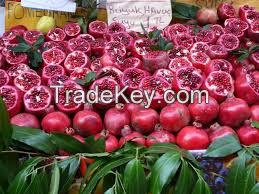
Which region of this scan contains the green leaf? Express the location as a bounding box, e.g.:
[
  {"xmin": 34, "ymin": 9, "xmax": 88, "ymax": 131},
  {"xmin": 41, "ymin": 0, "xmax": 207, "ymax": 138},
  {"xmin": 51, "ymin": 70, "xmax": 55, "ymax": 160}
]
[
  {"xmin": 33, "ymin": 35, "xmax": 45, "ymax": 49},
  {"xmin": 191, "ymin": 178, "xmax": 211, "ymax": 194},
  {"xmin": 7, "ymin": 157, "xmax": 44, "ymax": 194},
  {"xmin": 226, "ymin": 154, "xmax": 246, "ymax": 194},
  {"xmin": 85, "ymin": 71, "xmax": 96, "ymax": 86},
  {"xmin": 10, "ymin": 43, "xmax": 31, "ymax": 53},
  {"xmin": 104, "ymin": 188, "xmax": 114, "ymax": 194},
  {"xmin": 49, "ymin": 161, "xmax": 60, "ymax": 194},
  {"xmin": 204, "ymin": 135, "xmax": 242, "ymax": 157},
  {"xmin": 16, "ymin": 36, "xmax": 28, "ymax": 45},
  {"xmin": 124, "ymin": 159, "xmax": 147, "ymax": 194},
  {"xmin": 172, "ymin": 2, "xmax": 199, "ymax": 19},
  {"xmin": 81, "ymin": 156, "xmax": 134, "ymax": 194},
  {"xmin": 237, "ymin": 52, "xmax": 250, "ymax": 62},
  {"xmin": 0, "ymin": 97, "xmax": 13, "ymax": 151},
  {"xmin": 145, "ymin": 143, "xmax": 180, "ymax": 154},
  {"xmin": 164, "ymin": 43, "xmax": 174, "ymax": 51},
  {"xmin": 24, "ymin": 171, "xmax": 48, "ymax": 194},
  {"xmin": 172, "ymin": 12, "xmax": 191, "ymax": 19},
  {"xmin": 241, "ymin": 163, "xmax": 256, "ymax": 194},
  {"xmin": 252, "ymin": 121, "xmax": 259, "ymax": 128},
  {"xmin": 84, "ymin": 136, "xmax": 105, "ymax": 153},
  {"xmin": 249, "ymin": 45, "xmax": 259, "ymax": 54},
  {"xmin": 249, "ymin": 183, "xmax": 259, "ymax": 194},
  {"xmin": 77, "ymin": 17, "xmax": 84, "ymax": 25},
  {"xmin": 140, "ymin": 23, "xmax": 148, "ymax": 36},
  {"xmin": 174, "ymin": 161, "xmax": 197, "ymax": 194},
  {"xmin": 202, "ymin": 24, "xmax": 212, "ymax": 30},
  {"xmin": 149, "ymin": 152, "xmax": 181, "ymax": 194},
  {"xmin": 12, "ymin": 125, "xmax": 56, "ymax": 154}
]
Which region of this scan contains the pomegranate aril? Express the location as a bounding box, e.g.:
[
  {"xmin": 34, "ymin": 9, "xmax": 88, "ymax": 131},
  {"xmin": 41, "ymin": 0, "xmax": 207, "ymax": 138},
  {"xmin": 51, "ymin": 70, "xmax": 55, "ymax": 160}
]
[{"xmin": 14, "ymin": 72, "xmax": 41, "ymax": 93}]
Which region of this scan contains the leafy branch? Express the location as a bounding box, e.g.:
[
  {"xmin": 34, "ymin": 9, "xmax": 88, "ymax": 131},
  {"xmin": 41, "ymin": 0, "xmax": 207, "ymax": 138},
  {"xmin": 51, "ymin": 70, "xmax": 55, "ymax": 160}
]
[
  {"xmin": 231, "ymin": 45, "xmax": 259, "ymax": 63},
  {"xmin": 10, "ymin": 36, "xmax": 45, "ymax": 70}
]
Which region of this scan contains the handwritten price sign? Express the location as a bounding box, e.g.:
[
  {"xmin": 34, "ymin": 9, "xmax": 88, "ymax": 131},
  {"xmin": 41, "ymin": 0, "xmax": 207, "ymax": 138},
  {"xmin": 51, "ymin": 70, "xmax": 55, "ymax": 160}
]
[{"xmin": 106, "ymin": 0, "xmax": 172, "ymax": 32}]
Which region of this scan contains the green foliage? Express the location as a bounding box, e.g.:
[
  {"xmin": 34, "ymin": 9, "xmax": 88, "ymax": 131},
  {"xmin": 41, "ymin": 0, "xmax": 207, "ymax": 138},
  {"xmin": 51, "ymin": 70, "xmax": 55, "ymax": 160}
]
[
  {"xmin": 171, "ymin": 2, "xmax": 200, "ymax": 20},
  {"xmin": 231, "ymin": 44, "xmax": 259, "ymax": 63}
]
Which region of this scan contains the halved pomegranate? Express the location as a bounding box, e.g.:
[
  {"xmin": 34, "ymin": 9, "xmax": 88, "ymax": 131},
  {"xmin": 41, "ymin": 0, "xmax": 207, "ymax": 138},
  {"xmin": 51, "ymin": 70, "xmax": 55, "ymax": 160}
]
[
  {"xmin": 143, "ymin": 51, "xmax": 170, "ymax": 73},
  {"xmin": 217, "ymin": 3, "xmax": 236, "ymax": 20},
  {"xmin": 224, "ymin": 18, "xmax": 249, "ymax": 32},
  {"xmin": 24, "ymin": 86, "xmax": 53, "ymax": 115},
  {"xmin": 168, "ymin": 57, "xmax": 192, "ymax": 73},
  {"xmin": 0, "ymin": 85, "xmax": 22, "ymax": 117},
  {"xmin": 235, "ymin": 72, "xmax": 259, "ymax": 105},
  {"xmin": 90, "ymin": 58, "xmax": 103, "ymax": 72},
  {"xmin": 164, "ymin": 24, "xmax": 188, "ymax": 40},
  {"xmin": 77, "ymin": 34, "xmax": 95, "ymax": 42},
  {"xmin": 89, "ymin": 20, "xmax": 108, "ymax": 38},
  {"xmin": 108, "ymin": 22, "xmax": 126, "ymax": 34},
  {"xmin": 172, "ymin": 66, "xmax": 204, "ymax": 92},
  {"xmin": 131, "ymin": 38, "xmax": 152, "ymax": 59},
  {"xmin": 0, "ymin": 70, "xmax": 10, "ymax": 87},
  {"xmin": 90, "ymin": 38, "xmax": 107, "ymax": 57},
  {"xmin": 140, "ymin": 76, "xmax": 171, "ymax": 109},
  {"xmin": 7, "ymin": 64, "xmax": 30, "ymax": 81},
  {"xmin": 249, "ymin": 51, "xmax": 259, "ymax": 70},
  {"xmin": 173, "ymin": 33, "xmax": 194, "ymax": 49},
  {"xmin": 14, "ymin": 71, "xmax": 41, "ymax": 93},
  {"xmin": 204, "ymin": 59, "xmax": 233, "ymax": 76},
  {"xmin": 104, "ymin": 41, "xmax": 126, "ymax": 57},
  {"xmin": 55, "ymin": 81, "xmax": 84, "ymax": 114},
  {"xmin": 5, "ymin": 51, "xmax": 28, "ymax": 65},
  {"xmin": 240, "ymin": 9, "xmax": 259, "ymax": 24},
  {"xmin": 64, "ymin": 51, "xmax": 90, "ymax": 73},
  {"xmin": 110, "ymin": 32, "xmax": 133, "ymax": 50},
  {"xmin": 47, "ymin": 28, "xmax": 66, "ymax": 41},
  {"xmin": 224, "ymin": 25, "xmax": 244, "ymax": 40},
  {"xmin": 190, "ymin": 42, "xmax": 209, "ymax": 53},
  {"xmin": 207, "ymin": 45, "xmax": 229, "ymax": 59},
  {"xmin": 43, "ymin": 41, "xmax": 68, "ymax": 54},
  {"xmin": 217, "ymin": 33, "xmax": 240, "ymax": 51},
  {"xmin": 248, "ymin": 20, "xmax": 259, "ymax": 42},
  {"xmin": 168, "ymin": 47, "xmax": 189, "ymax": 60},
  {"xmin": 70, "ymin": 67, "xmax": 91, "ymax": 80},
  {"xmin": 211, "ymin": 24, "xmax": 224, "ymax": 37},
  {"xmin": 153, "ymin": 69, "xmax": 174, "ymax": 84},
  {"xmin": 67, "ymin": 38, "xmax": 91, "ymax": 56},
  {"xmin": 42, "ymin": 65, "xmax": 65, "ymax": 83},
  {"xmin": 64, "ymin": 23, "xmax": 81, "ymax": 37},
  {"xmin": 203, "ymin": 71, "xmax": 234, "ymax": 102},
  {"xmin": 2, "ymin": 30, "xmax": 20, "ymax": 44},
  {"xmin": 42, "ymin": 48, "xmax": 66, "ymax": 66},
  {"xmin": 96, "ymin": 66, "xmax": 123, "ymax": 85},
  {"xmin": 117, "ymin": 57, "xmax": 143, "ymax": 71},
  {"xmin": 23, "ymin": 30, "xmax": 43, "ymax": 45},
  {"xmin": 239, "ymin": 5, "xmax": 256, "ymax": 19},
  {"xmin": 195, "ymin": 30, "xmax": 217, "ymax": 44},
  {"xmin": 189, "ymin": 52, "xmax": 211, "ymax": 71},
  {"xmin": 122, "ymin": 68, "xmax": 149, "ymax": 93},
  {"xmin": 48, "ymin": 75, "xmax": 70, "ymax": 86}
]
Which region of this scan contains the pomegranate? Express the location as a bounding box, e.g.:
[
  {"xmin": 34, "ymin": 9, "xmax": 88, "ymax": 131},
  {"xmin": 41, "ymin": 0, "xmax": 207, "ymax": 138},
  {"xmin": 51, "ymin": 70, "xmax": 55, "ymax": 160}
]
[
  {"xmin": 153, "ymin": 69, "xmax": 174, "ymax": 84},
  {"xmin": 239, "ymin": 5, "xmax": 256, "ymax": 19},
  {"xmin": 94, "ymin": 131, "xmax": 119, "ymax": 152},
  {"xmin": 104, "ymin": 104, "xmax": 130, "ymax": 136},
  {"xmin": 64, "ymin": 23, "xmax": 81, "ymax": 37},
  {"xmin": 42, "ymin": 111, "xmax": 71, "ymax": 133},
  {"xmin": 248, "ymin": 20, "xmax": 259, "ymax": 42},
  {"xmin": 203, "ymin": 71, "xmax": 234, "ymax": 102},
  {"xmin": 100, "ymin": 53, "xmax": 124, "ymax": 68},
  {"xmin": 23, "ymin": 86, "xmax": 53, "ymax": 115},
  {"xmin": 42, "ymin": 48, "xmax": 66, "ymax": 66},
  {"xmin": 204, "ymin": 59, "xmax": 233, "ymax": 76},
  {"xmin": 217, "ymin": 33, "xmax": 240, "ymax": 51},
  {"xmin": 67, "ymin": 38, "xmax": 91, "ymax": 56},
  {"xmin": 70, "ymin": 67, "xmax": 91, "ymax": 81},
  {"xmin": 48, "ymin": 75, "xmax": 70, "ymax": 86},
  {"xmin": 249, "ymin": 51, "xmax": 259, "ymax": 70},
  {"xmin": 110, "ymin": 32, "xmax": 133, "ymax": 50},
  {"xmin": 251, "ymin": 105, "xmax": 259, "ymax": 121},
  {"xmin": 90, "ymin": 58, "xmax": 103, "ymax": 72},
  {"xmin": 64, "ymin": 51, "xmax": 90, "ymax": 73},
  {"xmin": 190, "ymin": 42, "xmax": 209, "ymax": 53},
  {"xmin": 195, "ymin": 30, "xmax": 217, "ymax": 44},
  {"xmin": 89, "ymin": 20, "xmax": 108, "ymax": 38},
  {"xmin": 47, "ymin": 28, "xmax": 66, "ymax": 41},
  {"xmin": 189, "ymin": 52, "xmax": 211, "ymax": 71},
  {"xmin": 0, "ymin": 70, "xmax": 10, "ymax": 87},
  {"xmin": 143, "ymin": 51, "xmax": 170, "ymax": 73},
  {"xmin": 14, "ymin": 71, "xmax": 42, "ymax": 93},
  {"xmin": 42, "ymin": 65, "xmax": 65, "ymax": 84},
  {"xmin": 108, "ymin": 22, "xmax": 126, "ymax": 34},
  {"xmin": 196, "ymin": 8, "xmax": 218, "ymax": 25},
  {"xmin": 160, "ymin": 103, "xmax": 190, "ymax": 133},
  {"xmin": 77, "ymin": 34, "xmax": 95, "ymax": 42},
  {"xmin": 96, "ymin": 66, "xmax": 123, "ymax": 86},
  {"xmin": 0, "ymin": 85, "xmax": 22, "ymax": 117},
  {"xmin": 235, "ymin": 72, "xmax": 259, "ymax": 105},
  {"xmin": 217, "ymin": 3, "xmax": 236, "ymax": 20},
  {"xmin": 237, "ymin": 124, "xmax": 259, "ymax": 145},
  {"xmin": 103, "ymin": 41, "xmax": 126, "ymax": 57},
  {"xmin": 6, "ymin": 64, "xmax": 30, "ymax": 81},
  {"xmin": 208, "ymin": 123, "xmax": 236, "ymax": 142},
  {"xmin": 176, "ymin": 126, "xmax": 210, "ymax": 150},
  {"xmin": 224, "ymin": 25, "xmax": 244, "ymax": 40},
  {"xmin": 219, "ymin": 97, "xmax": 251, "ymax": 128},
  {"xmin": 11, "ymin": 113, "xmax": 40, "ymax": 129},
  {"xmin": 207, "ymin": 45, "xmax": 229, "ymax": 59},
  {"xmin": 5, "ymin": 50, "xmax": 28, "ymax": 65},
  {"xmin": 131, "ymin": 108, "xmax": 159, "ymax": 134},
  {"xmin": 224, "ymin": 18, "xmax": 249, "ymax": 32},
  {"xmin": 131, "ymin": 38, "xmax": 152, "ymax": 59},
  {"xmin": 124, "ymin": 103, "xmax": 141, "ymax": 115},
  {"xmin": 119, "ymin": 125, "xmax": 146, "ymax": 147},
  {"xmin": 168, "ymin": 57, "xmax": 192, "ymax": 73},
  {"xmin": 173, "ymin": 33, "xmax": 194, "ymax": 49},
  {"xmin": 211, "ymin": 24, "xmax": 224, "ymax": 38},
  {"xmin": 90, "ymin": 38, "xmax": 107, "ymax": 57},
  {"xmin": 240, "ymin": 9, "xmax": 259, "ymax": 24},
  {"xmin": 146, "ymin": 125, "xmax": 176, "ymax": 147},
  {"xmin": 118, "ymin": 57, "xmax": 143, "ymax": 71},
  {"xmin": 73, "ymin": 107, "xmax": 103, "ymax": 136},
  {"xmin": 23, "ymin": 30, "xmax": 43, "ymax": 45},
  {"xmin": 165, "ymin": 24, "xmax": 188, "ymax": 40}
]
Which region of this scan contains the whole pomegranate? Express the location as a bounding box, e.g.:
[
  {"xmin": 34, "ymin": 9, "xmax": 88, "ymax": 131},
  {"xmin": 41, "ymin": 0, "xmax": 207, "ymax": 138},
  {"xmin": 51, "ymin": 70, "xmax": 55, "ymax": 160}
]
[
  {"xmin": 41, "ymin": 111, "xmax": 71, "ymax": 133},
  {"xmin": 251, "ymin": 105, "xmax": 259, "ymax": 121},
  {"xmin": 219, "ymin": 97, "xmax": 251, "ymax": 128},
  {"xmin": 160, "ymin": 103, "xmax": 190, "ymax": 133},
  {"xmin": 146, "ymin": 125, "xmax": 176, "ymax": 147},
  {"xmin": 196, "ymin": 8, "xmax": 218, "ymax": 25},
  {"xmin": 208, "ymin": 123, "xmax": 236, "ymax": 142},
  {"xmin": 73, "ymin": 105, "xmax": 103, "ymax": 137},
  {"xmin": 237, "ymin": 123, "xmax": 259, "ymax": 145},
  {"xmin": 11, "ymin": 113, "xmax": 40, "ymax": 129},
  {"xmin": 94, "ymin": 131, "xmax": 119, "ymax": 153},
  {"xmin": 119, "ymin": 125, "xmax": 146, "ymax": 147},
  {"xmin": 131, "ymin": 108, "xmax": 159, "ymax": 134},
  {"xmin": 176, "ymin": 126, "xmax": 210, "ymax": 150},
  {"xmin": 104, "ymin": 104, "xmax": 130, "ymax": 136}
]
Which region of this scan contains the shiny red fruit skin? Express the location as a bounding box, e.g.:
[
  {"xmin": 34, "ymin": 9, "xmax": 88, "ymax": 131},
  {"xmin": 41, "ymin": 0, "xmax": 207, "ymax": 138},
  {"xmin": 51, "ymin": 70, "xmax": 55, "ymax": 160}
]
[
  {"xmin": 41, "ymin": 111, "xmax": 71, "ymax": 133},
  {"xmin": 176, "ymin": 126, "xmax": 210, "ymax": 150},
  {"xmin": 94, "ymin": 133, "xmax": 119, "ymax": 152},
  {"xmin": 208, "ymin": 124, "xmax": 236, "ymax": 142},
  {"xmin": 237, "ymin": 125, "xmax": 259, "ymax": 145},
  {"xmin": 146, "ymin": 130, "xmax": 176, "ymax": 147},
  {"xmin": 119, "ymin": 132, "xmax": 146, "ymax": 147},
  {"xmin": 251, "ymin": 105, "xmax": 259, "ymax": 121},
  {"xmin": 131, "ymin": 108, "xmax": 159, "ymax": 134},
  {"xmin": 73, "ymin": 110, "xmax": 103, "ymax": 136},
  {"xmin": 11, "ymin": 113, "xmax": 40, "ymax": 129},
  {"xmin": 160, "ymin": 103, "xmax": 190, "ymax": 132}
]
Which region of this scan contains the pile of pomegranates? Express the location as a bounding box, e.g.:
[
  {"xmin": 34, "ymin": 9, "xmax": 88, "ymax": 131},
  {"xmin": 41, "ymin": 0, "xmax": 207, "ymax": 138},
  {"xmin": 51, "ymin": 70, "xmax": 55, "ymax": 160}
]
[{"xmin": 0, "ymin": 3, "xmax": 258, "ymax": 153}]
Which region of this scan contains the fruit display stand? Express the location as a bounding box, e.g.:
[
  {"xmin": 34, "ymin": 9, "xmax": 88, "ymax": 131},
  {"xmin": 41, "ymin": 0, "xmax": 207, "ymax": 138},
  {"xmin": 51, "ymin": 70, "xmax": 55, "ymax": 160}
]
[{"xmin": 0, "ymin": 0, "xmax": 259, "ymax": 194}]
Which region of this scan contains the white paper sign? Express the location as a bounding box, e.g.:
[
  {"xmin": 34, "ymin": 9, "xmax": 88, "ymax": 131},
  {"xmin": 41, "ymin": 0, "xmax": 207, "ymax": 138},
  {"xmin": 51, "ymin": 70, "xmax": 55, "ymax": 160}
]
[
  {"xmin": 21, "ymin": 0, "xmax": 77, "ymax": 13},
  {"xmin": 106, "ymin": 0, "xmax": 172, "ymax": 32}
]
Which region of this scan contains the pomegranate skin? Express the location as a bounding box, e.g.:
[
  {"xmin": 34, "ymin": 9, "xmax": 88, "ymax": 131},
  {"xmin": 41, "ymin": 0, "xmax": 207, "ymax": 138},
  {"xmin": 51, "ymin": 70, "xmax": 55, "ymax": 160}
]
[
  {"xmin": 176, "ymin": 126, "xmax": 210, "ymax": 150},
  {"xmin": 95, "ymin": 133, "xmax": 119, "ymax": 152},
  {"xmin": 104, "ymin": 104, "xmax": 130, "ymax": 136},
  {"xmin": 160, "ymin": 103, "xmax": 191, "ymax": 133},
  {"xmin": 119, "ymin": 132, "xmax": 146, "ymax": 147},
  {"xmin": 73, "ymin": 110, "xmax": 103, "ymax": 136},
  {"xmin": 146, "ymin": 130, "xmax": 176, "ymax": 147},
  {"xmin": 237, "ymin": 125, "xmax": 259, "ymax": 145},
  {"xmin": 208, "ymin": 124, "xmax": 236, "ymax": 142},
  {"xmin": 11, "ymin": 113, "xmax": 40, "ymax": 129},
  {"xmin": 196, "ymin": 8, "xmax": 218, "ymax": 25},
  {"xmin": 41, "ymin": 111, "xmax": 71, "ymax": 133},
  {"xmin": 124, "ymin": 103, "xmax": 141, "ymax": 115},
  {"xmin": 251, "ymin": 105, "xmax": 259, "ymax": 121},
  {"xmin": 131, "ymin": 108, "xmax": 159, "ymax": 134},
  {"xmin": 188, "ymin": 96, "xmax": 219, "ymax": 125},
  {"xmin": 219, "ymin": 98, "xmax": 251, "ymax": 128}
]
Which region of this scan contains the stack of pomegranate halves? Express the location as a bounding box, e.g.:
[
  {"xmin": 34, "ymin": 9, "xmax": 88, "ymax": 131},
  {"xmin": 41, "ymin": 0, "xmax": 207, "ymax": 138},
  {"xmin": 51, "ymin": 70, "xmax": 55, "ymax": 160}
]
[{"xmin": 0, "ymin": 3, "xmax": 258, "ymax": 152}]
